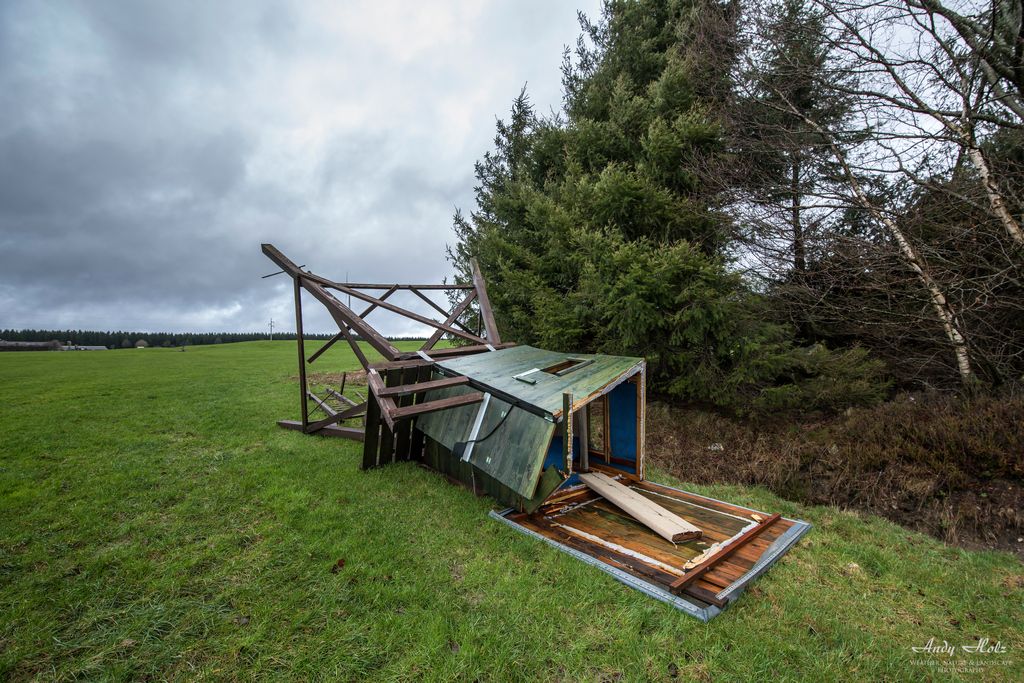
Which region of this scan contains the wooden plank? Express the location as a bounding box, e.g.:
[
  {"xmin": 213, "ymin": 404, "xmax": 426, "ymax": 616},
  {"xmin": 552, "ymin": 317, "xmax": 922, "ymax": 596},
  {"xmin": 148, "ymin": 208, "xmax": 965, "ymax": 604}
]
[
  {"xmin": 358, "ymin": 284, "xmax": 398, "ymax": 320},
  {"xmin": 376, "ymin": 375, "xmax": 470, "ymax": 398},
  {"xmin": 669, "ymin": 514, "xmax": 782, "ymax": 594},
  {"xmin": 338, "ymin": 323, "xmax": 370, "ymax": 370},
  {"xmin": 278, "ymin": 421, "xmax": 364, "ymax": 441},
  {"xmin": 391, "ymin": 392, "xmax": 484, "ymax": 420},
  {"xmin": 362, "ymin": 390, "xmax": 382, "ymax": 470},
  {"xmin": 378, "ymin": 368, "xmax": 401, "ymax": 465},
  {"xmin": 369, "ymin": 358, "xmax": 433, "ymax": 371},
  {"xmin": 366, "ymin": 369, "xmax": 398, "ymax": 433},
  {"xmin": 470, "ymin": 257, "xmax": 501, "ymax": 344},
  {"xmin": 579, "ymin": 472, "xmax": 702, "ymax": 543},
  {"xmin": 682, "ymin": 584, "xmax": 728, "ymax": 608},
  {"xmin": 413, "ymin": 342, "xmax": 516, "ymax": 359},
  {"xmin": 421, "ymin": 290, "xmax": 476, "ymax": 351}
]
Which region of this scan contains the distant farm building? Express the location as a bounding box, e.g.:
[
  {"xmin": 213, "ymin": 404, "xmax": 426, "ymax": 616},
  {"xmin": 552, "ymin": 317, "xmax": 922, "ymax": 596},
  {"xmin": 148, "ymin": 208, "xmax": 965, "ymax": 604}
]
[{"xmin": 0, "ymin": 341, "xmax": 60, "ymax": 352}]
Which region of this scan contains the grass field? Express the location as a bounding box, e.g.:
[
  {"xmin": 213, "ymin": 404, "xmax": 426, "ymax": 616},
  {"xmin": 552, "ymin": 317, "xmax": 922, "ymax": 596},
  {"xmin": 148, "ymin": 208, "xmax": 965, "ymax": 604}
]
[{"xmin": 1, "ymin": 341, "xmax": 1022, "ymax": 682}]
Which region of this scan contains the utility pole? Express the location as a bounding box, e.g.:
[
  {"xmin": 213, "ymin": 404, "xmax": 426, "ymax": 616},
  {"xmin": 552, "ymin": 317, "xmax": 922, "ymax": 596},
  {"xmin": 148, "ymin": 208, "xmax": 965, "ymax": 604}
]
[{"xmin": 269, "ymin": 318, "xmax": 274, "ymax": 340}]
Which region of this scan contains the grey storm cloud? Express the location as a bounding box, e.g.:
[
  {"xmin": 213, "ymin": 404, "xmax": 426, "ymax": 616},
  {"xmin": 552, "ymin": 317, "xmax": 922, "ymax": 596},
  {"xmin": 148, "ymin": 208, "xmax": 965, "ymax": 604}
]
[{"xmin": 0, "ymin": 0, "xmax": 602, "ymax": 336}]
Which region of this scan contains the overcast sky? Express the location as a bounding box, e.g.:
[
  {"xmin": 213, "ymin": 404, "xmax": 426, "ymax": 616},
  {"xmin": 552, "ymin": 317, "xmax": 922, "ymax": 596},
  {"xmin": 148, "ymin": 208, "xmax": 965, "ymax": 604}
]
[{"xmin": 0, "ymin": 0, "xmax": 602, "ymax": 337}]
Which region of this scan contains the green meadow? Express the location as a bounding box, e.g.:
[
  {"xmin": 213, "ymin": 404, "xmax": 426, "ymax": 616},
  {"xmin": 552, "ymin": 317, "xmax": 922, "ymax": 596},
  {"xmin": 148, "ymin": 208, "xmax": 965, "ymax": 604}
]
[{"xmin": 1, "ymin": 342, "xmax": 1021, "ymax": 682}]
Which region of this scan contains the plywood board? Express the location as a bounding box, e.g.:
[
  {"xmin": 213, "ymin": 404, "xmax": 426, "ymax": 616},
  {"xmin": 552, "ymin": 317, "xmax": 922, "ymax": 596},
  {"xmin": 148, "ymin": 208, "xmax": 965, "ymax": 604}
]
[{"xmin": 579, "ymin": 472, "xmax": 702, "ymax": 543}]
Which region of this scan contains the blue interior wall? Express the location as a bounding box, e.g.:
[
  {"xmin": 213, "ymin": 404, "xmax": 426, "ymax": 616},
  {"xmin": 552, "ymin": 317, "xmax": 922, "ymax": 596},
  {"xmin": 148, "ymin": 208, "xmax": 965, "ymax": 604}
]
[
  {"xmin": 608, "ymin": 380, "xmax": 638, "ymax": 472},
  {"xmin": 544, "ymin": 379, "xmax": 640, "ymax": 486}
]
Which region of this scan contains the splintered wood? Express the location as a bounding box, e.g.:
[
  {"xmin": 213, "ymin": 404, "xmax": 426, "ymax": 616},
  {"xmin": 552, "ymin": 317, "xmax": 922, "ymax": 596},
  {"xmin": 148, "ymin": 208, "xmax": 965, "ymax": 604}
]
[{"xmin": 578, "ymin": 472, "xmax": 702, "ymax": 543}]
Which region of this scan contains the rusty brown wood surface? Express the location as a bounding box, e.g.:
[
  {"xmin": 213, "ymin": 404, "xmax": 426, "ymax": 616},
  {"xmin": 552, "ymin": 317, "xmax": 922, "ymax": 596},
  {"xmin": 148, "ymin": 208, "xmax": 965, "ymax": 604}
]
[
  {"xmin": 668, "ymin": 514, "xmax": 782, "ymax": 593},
  {"xmin": 507, "ymin": 482, "xmax": 794, "ymax": 605}
]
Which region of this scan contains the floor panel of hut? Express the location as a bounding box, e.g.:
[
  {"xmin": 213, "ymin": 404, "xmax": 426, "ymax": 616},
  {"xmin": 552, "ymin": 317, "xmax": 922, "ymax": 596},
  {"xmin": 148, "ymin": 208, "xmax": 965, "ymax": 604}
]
[{"xmin": 511, "ymin": 480, "xmax": 799, "ymax": 603}]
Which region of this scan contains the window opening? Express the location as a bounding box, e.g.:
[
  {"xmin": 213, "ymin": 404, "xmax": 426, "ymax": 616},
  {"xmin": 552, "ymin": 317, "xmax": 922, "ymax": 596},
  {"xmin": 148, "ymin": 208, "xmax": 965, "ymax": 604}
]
[{"xmin": 542, "ymin": 358, "xmax": 593, "ymax": 376}]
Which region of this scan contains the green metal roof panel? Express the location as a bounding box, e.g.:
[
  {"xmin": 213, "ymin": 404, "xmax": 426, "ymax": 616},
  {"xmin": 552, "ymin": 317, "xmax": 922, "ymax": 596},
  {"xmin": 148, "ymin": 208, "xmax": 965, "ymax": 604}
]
[
  {"xmin": 415, "ymin": 381, "xmax": 556, "ymax": 498},
  {"xmin": 434, "ymin": 345, "xmax": 642, "ymax": 414}
]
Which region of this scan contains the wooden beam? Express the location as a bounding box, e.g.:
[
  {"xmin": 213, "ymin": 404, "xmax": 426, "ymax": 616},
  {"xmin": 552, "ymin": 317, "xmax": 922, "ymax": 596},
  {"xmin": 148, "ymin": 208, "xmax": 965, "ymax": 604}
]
[
  {"xmin": 362, "ymin": 392, "xmax": 382, "ymax": 469},
  {"xmin": 470, "ymin": 257, "xmax": 501, "ymax": 344},
  {"xmin": 330, "ymin": 282, "xmax": 489, "ymax": 346},
  {"xmin": 307, "ymin": 330, "xmax": 343, "ymax": 365},
  {"xmin": 422, "ymin": 290, "xmax": 477, "ymax": 350},
  {"xmin": 366, "ymin": 369, "xmax": 398, "ymax": 433},
  {"xmin": 300, "ymin": 278, "xmax": 401, "ymax": 361},
  {"xmin": 326, "ymin": 387, "xmax": 358, "ymax": 408},
  {"xmin": 358, "ymin": 284, "xmax": 398, "ymax": 319},
  {"xmin": 668, "ymin": 514, "xmax": 782, "ymax": 594},
  {"xmin": 390, "ymin": 392, "xmax": 484, "ymax": 421},
  {"xmin": 578, "ymin": 472, "xmax": 702, "ymax": 543},
  {"xmin": 304, "ymin": 401, "xmax": 367, "ymax": 433},
  {"xmin": 306, "ymin": 390, "xmax": 337, "ymax": 416},
  {"xmin": 376, "ymin": 375, "xmax": 470, "ymax": 398},
  {"xmin": 337, "ymin": 323, "xmax": 370, "ymax": 370},
  {"xmin": 408, "ymin": 287, "xmax": 476, "ymax": 335},
  {"xmin": 324, "ymin": 283, "xmax": 474, "ymax": 290},
  {"xmin": 307, "ymin": 287, "xmax": 396, "ymax": 366},
  {"xmin": 414, "ymin": 342, "xmax": 515, "ymax": 359},
  {"xmin": 278, "ymin": 421, "xmax": 364, "ymax": 441}
]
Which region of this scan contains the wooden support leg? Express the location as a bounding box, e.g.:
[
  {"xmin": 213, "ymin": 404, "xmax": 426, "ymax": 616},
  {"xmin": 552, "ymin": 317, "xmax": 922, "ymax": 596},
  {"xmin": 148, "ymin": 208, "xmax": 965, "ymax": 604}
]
[
  {"xmin": 378, "ymin": 368, "xmax": 400, "ymax": 465},
  {"xmin": 362, "ymin": 392, "xmax": 381, "ymax": 470}
]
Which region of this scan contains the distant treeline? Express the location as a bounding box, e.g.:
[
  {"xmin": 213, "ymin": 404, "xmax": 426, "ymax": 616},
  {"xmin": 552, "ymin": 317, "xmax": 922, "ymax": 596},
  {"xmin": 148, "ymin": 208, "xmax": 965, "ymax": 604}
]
[{"xmin": 0, "ymin": 330, "xmax": 428, "ymax": 348}]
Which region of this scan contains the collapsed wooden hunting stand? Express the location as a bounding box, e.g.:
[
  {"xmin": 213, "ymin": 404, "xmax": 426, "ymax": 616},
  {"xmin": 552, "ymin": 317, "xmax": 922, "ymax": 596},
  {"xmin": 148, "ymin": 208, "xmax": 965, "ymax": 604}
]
[
  {"xmin": 263, "ymin": 244, "xmax": 810, "ymax": 620},
  {"xmin": 262, "ymin": 243, "xmax": 514, "ymax": 448}
]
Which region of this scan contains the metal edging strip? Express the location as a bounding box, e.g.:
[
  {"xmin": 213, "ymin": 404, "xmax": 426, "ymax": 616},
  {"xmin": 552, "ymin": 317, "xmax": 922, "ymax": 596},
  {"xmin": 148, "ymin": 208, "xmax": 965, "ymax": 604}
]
[
  {"xmin": 716, "ymin": 520, "xmax": 812, "ymax": 601},
  {"xmin": 461, "ymin": 393, "xmax": 492, "ymax": 462}
]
